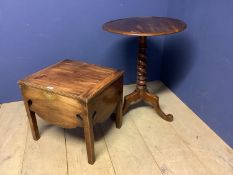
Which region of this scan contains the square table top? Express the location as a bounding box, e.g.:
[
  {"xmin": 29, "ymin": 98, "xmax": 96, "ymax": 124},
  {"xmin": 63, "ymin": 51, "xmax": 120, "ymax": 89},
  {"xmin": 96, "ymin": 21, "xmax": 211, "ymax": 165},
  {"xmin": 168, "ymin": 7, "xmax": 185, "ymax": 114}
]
[{"xmin": 18, "ymin": 59, "xmax": 123, "ymax": 101}]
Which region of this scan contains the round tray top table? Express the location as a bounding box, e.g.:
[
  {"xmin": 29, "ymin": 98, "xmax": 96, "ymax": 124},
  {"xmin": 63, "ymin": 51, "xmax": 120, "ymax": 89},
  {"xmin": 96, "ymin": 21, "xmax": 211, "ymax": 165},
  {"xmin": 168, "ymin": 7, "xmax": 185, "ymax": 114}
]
[{"xmin": 103, "ymin": 16, "xmax": 187, "ymax": 121}]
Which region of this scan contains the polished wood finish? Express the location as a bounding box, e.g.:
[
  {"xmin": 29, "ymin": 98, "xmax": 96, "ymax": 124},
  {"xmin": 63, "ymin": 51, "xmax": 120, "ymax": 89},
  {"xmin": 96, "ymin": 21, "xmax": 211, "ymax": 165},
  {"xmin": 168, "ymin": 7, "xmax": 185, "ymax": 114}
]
[
  {"xmin": 18, "ymin": 59, "xmax": 124, "ymax": 164},
  {"xmin": 88, "ymin": 78, "xmax": 123, "ymax": 127},
  {"xmin": 103, "ymin": 17, "xmax": 187, "ymax": 121},
  {"xmin": 103, "ymin": 16, "xmax": 186, "ymax": 36},
  {"xmin": 123, "ymin": 36, "xmax": 173, "ymax": 121},
  {"xmin": 19, "ymin": 59, "xmax": 122, "ymax": 102},
  {"xmin": 20, "ymin": 86, "xmax": 84, "ymax": 128}
]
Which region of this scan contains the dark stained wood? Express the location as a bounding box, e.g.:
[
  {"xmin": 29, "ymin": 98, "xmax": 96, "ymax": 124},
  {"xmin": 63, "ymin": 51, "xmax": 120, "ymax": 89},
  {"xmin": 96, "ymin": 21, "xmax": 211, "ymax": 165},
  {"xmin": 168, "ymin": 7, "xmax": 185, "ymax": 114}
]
[
  {"xmin": 18, "ymin": 59, "xmax": 124, "ymax": 164},
  {"xmin": 122, "ymin": 36, "xmax": 173, "ymax": 121},
  {"xmin": 88, "ymin": 77, "xmax": 123, "ymax": 125},
  {"xmin": 22, "ymin": 98, "xmax": 40, "ymax": 140},
  {"xmin": 103, "ymin": 17, "xmax": 186, "ymax": 121},
  {"xmin": 115, "ymin": 92, "xmax": 123, "ymax": 128},
  {"xmin": 137, "ymin": 36, "xmax": 147, "ymax": 90},
  {"xmin": 103, "ymin": 16, "xmax": 186, "ymax": 36},
  {"xmin": 122, "ymin": 88, "xmax": 173, "ymax": 122},
  {"xmin": 83, "ymin": 106, "xmax": 95, "ymax": 164},
  {"xmin": 143, "ymin": 91, "xmax": 173, "ymax": 121},
  {"xmin": 20, "ymin": 86, "xmax": 85, "ymax": 128},
  {"xmin": 19, "ymin": 59, "xmax": 123, "ymax": 102}
]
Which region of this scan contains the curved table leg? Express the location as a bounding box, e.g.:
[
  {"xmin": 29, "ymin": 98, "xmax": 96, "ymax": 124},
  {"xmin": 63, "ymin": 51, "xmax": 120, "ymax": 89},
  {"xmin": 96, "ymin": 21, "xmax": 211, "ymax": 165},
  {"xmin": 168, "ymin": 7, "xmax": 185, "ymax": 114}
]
[
  {"xmin": 143, "ymin": 92, "xmax": 173, "ymax": 121},
  {"xmin": 122, "ymin": 90, "xmax": 140, "ymax": 114}
]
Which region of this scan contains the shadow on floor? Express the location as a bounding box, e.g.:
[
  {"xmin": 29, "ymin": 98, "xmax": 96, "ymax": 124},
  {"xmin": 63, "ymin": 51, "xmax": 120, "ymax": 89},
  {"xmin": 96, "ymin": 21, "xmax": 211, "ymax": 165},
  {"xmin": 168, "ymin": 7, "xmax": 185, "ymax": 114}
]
[{"xmin": 64, "ymin": 118, "xmax": 116, "ymax": 158}]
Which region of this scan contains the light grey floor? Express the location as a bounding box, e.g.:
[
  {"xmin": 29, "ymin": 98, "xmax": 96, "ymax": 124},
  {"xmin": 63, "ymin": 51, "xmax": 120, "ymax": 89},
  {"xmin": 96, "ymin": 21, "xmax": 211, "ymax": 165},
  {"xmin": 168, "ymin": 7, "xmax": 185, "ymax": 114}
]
[{"xmin": 0, "ymin": 81, "xmax": 232, "ymax": 175}]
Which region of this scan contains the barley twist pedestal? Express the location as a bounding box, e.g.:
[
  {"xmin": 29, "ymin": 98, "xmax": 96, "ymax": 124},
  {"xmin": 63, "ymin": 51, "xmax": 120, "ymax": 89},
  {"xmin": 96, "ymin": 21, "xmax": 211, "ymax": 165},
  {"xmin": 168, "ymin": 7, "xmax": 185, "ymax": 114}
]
[{"xmin": 103, "ymin": 17, "xmax": 186, "ymax": 121}]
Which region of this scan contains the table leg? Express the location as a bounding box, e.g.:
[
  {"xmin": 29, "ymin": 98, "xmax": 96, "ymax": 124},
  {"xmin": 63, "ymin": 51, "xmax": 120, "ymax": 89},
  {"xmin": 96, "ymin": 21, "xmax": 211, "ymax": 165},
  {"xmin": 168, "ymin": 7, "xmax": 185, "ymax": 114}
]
[{"xmin": 123, "ymin": 36, "xmax": 173, "ymax": 121}]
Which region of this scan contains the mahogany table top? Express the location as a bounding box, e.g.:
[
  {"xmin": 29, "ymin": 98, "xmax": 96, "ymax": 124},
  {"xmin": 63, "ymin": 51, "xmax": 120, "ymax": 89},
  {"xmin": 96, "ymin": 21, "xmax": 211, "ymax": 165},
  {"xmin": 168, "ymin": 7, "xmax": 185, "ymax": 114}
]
[{"xmin": 103, "ymin": 16, "xmax": 187, "ymax": 36}]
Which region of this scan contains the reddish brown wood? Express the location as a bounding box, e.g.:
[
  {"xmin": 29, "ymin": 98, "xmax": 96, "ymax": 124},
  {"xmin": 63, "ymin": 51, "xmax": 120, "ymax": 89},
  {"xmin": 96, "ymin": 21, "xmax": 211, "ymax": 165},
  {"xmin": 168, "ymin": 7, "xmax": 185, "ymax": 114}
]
[
  {"xmin": 115, "ymin": 92, "xmax": 123, "ymax": 128},
  {"xmin": 121, "ymin": 37, "xmax": 173, "ymax": 121},
  {"xmin": 137, "ymin": 36, "xmax": 147, "ymax": 90},
  {"xmin": 19, "ymin": 59, "xmax": 123, "ymax": 102},
  {"xmin": 103, "ymin": 17, "xmax": 187, "ymax": 121},
  {"xmin": 18, "ymin": 59, "xmax": 124, "ymax": 164},
  {"xmin": 20, "ymin": 86, "xmax": 85, "ymax": 128},
  {"xmin": 22, "ymin": 98, "xmax": 40, "ymax": 140},
  {"xmin": 88, "ymin": 77, "xmax": 123, "ymax": 125},
  {"xmin": 83, "ymin": 107, "xmax": 95, "ymax": 164},
  {"xmin": 103, "ymin": 16, "xmax": 186, "ymax": 36}
]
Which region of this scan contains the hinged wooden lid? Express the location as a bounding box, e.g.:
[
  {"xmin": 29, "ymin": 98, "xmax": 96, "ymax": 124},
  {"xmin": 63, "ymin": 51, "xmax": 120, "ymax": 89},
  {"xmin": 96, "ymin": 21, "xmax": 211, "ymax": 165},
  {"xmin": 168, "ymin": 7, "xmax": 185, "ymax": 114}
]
[{"xmin": 18, "ymin": 59, "xmax": 123, "ymax": 102}]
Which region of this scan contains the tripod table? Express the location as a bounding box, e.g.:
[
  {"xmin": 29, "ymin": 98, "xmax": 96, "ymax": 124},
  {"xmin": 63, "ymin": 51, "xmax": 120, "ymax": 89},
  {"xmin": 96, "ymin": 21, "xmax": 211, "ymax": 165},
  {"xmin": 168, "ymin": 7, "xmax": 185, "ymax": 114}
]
[{"xmin": 103, "ymin": 17, "xmax": 186, "ymax": 121}]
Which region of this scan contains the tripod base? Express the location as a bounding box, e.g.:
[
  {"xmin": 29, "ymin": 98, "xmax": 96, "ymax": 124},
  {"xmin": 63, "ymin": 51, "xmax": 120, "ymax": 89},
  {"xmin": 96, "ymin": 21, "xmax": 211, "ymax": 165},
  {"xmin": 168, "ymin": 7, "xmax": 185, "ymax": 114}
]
[
  {"xmin": 123, "ymin": 88, "xmax": 173, "ymax": 122},
  {"xmin": 123, "ymin": 36, "xmax": 173, "ymax": 122}
]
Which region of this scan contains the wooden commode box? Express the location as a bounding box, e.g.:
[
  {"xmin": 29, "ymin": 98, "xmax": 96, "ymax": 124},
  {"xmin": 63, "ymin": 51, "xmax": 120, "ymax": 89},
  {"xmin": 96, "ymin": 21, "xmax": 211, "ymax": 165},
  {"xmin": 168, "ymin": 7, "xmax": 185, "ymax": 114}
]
[{"xmin": 18, "ymin": 59, "xmax": 123, "ymax": 164}]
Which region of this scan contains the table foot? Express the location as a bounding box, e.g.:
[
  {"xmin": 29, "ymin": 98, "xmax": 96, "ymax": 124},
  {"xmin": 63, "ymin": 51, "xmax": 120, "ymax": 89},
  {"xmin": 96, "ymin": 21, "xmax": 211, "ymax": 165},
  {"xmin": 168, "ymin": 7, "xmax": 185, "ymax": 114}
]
[
  {"xmin": 123, "ymin": 90, "xmax": 140, "ymax": 114},
  {"xmin": 143, "ymin": 91, "xmax": 173, "ymax": 121},
  {"xmin": 123, "ymin": 89, "xmax": 173, "ymax": 122}
]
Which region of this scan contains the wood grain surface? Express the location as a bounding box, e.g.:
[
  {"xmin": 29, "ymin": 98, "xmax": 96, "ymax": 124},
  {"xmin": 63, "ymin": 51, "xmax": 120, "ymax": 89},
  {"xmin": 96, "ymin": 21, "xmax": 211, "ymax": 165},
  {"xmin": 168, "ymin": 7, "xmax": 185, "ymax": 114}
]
[
  {"xmin": 21, "ymin": 85, "xmax": 85, "ymax": 128},
  {"xmin": 18, "ymin": 59, "xmax": 123, "ymax": 102},
  {"xmin": 103, "ymin": 17, "xmax": 186, "ymax": 36},
  {"xmin": 18, "ymin": 59, "xmax": 124, "ymax": 164},
  {"xmin": 103, "ymin": 17, "xmax": 186, "ymax": 121}
]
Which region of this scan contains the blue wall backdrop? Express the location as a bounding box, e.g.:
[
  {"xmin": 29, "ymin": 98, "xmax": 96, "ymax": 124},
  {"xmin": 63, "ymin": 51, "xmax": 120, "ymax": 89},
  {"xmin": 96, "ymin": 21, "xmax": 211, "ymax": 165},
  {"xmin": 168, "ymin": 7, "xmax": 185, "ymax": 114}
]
[
  {"xmin": 0, "ymin": 0, "xmax": 167, "ymax": 102},
  {"xmin": 161, "ymin": 0, "xmax": 233, "ymax": 147}
]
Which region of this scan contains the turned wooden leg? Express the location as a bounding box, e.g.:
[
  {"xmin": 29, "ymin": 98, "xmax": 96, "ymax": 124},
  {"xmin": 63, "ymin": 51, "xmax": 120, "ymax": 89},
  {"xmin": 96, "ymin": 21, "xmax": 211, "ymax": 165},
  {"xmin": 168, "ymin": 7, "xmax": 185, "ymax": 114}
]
[
  {"xmin": 123, "ymin": 36, "xmax": 147, "ymax": 115},
  {"xmin": 115, "ymin": 95, "xmax": 123, "ymax": 128},
  {"xmin": 83, "ymin": 112, "xmax": 95, "ymax": 164},
  {"xmin": 123, "ymin": 36, "xmax": 173, "ymax": 121},
  {"xmin": 23, "ymin": 99, "xmax": 40, "ymax": 140}
]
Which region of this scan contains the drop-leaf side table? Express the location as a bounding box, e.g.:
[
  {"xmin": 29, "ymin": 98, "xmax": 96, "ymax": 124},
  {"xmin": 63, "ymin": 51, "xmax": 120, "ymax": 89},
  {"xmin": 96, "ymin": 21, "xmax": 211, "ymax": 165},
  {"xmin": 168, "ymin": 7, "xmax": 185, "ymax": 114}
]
[{"xmin": 18, "ymin": 59, "xmax": 124, "ymax": 164}]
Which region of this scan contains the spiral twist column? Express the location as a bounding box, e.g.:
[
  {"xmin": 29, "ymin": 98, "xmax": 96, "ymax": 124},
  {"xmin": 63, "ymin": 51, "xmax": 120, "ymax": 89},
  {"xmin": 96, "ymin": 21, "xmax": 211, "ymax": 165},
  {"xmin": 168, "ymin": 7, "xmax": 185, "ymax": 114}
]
[
  {"xmin": 136, "ymin": 36, "xmax": 147, "ymax": 90},
  {"xmin": 122, "ymin": 36, "xmax": 173, "ymax": 121}
]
